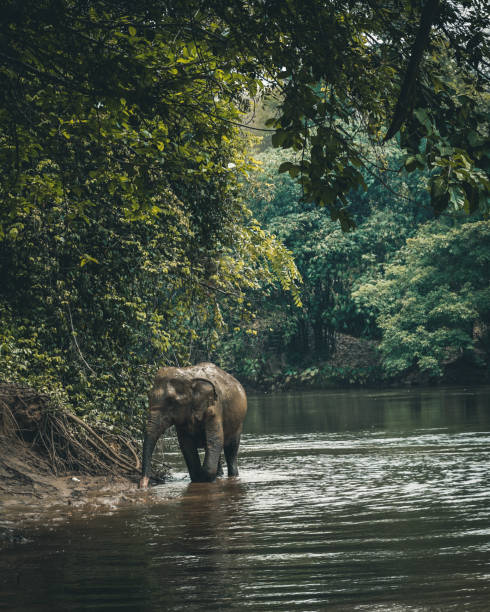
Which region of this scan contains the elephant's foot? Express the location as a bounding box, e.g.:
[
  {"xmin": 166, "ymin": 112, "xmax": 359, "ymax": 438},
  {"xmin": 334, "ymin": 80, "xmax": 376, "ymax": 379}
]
[
  {"xmin": 191, "ymin": 466, "xmax": 218, "ymax": 482},
  {"xmin": 190, "ymin": 476, "xmax": 216, "ymax": 483}
]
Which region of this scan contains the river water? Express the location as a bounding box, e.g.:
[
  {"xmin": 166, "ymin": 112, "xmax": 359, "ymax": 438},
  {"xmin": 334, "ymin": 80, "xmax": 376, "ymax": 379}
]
[{"xmin": 2, "ymin": 386, "xmax": 490, "ymax": 611}]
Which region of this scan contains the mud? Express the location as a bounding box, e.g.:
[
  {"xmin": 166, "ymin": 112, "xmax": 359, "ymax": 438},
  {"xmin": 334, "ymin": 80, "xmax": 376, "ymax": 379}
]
[
  {"xmin": 0, "ymin": 383, "xmax": 163, "ymax": 544},
  {"xmin": 0, "ymin": 434, "xmax": 151, "ymax": 545}
]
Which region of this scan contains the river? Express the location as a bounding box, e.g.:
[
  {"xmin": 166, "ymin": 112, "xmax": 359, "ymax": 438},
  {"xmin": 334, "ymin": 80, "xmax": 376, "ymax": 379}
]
[{"xmin": 2, "ymin": 386, "xmax": 490, "ymax": 610}]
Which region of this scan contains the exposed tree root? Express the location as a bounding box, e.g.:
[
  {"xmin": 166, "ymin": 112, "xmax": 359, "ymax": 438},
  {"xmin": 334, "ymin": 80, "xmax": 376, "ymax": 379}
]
[{"xmin": 0, "ymin": 384, "xmax": 141, "ymax": 477}]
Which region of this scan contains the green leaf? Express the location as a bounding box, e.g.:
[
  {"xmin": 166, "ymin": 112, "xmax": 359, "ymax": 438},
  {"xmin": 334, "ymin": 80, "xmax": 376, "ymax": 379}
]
[
  {"xmin": 271, "ymin": 131, "xmax": 288, "ymax": 147},
  {"xmin": 278, "ymin": 161, "xmax": 294, "ymax": 174},
  {"xmin": 80, "ymin": 255, "xmax": 100, "ymax": 267}
]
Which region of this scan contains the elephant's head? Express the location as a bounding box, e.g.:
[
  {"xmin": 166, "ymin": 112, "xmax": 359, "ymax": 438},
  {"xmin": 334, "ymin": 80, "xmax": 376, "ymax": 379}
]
[{"xmin": 139, "ymin": 367, "xmax": 217, "ymax": 488}]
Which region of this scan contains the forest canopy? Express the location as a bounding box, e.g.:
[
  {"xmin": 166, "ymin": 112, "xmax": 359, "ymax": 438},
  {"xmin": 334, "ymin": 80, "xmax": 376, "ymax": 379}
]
[{"xmin": 1, "ymin": 0, "xmax": 488, "ymax": 232}]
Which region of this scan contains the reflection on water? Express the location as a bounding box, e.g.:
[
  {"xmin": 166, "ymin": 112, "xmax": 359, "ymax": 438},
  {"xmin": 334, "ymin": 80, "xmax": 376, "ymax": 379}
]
[{"xmin": 2, "ymin": 386, "xmax": 490, "ymax": 611}]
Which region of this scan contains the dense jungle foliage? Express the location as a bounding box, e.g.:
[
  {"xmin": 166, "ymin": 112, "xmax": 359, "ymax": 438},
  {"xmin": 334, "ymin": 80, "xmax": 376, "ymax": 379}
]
[
  {"xmin": 0, "ymin": 1, "xmax": 488, "ymax": 425},
  {"xmin": 216, "ymin": 146, "xmax": 489, "ymax": 388}
]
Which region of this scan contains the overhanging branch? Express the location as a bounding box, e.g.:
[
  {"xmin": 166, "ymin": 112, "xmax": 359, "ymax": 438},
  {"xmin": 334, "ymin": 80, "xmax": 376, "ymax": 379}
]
[{"xmin": 384, "ymin": 0, "xmax": 439, "ymax": 141}]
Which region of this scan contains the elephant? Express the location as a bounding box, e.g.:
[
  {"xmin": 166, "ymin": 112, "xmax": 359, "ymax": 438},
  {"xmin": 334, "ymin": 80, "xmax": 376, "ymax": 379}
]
[{"xmin": 139, "ymin": 362, "xmax": 247, "ymax": 488}]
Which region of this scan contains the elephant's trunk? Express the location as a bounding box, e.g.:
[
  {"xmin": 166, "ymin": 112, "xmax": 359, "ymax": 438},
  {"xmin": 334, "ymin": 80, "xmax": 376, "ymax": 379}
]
[
  {"xmin": 141, "ymin": 433, "xmax": 159, "ymax": 480},
  {"xmin": 139, "ymin": 409, "xmax": 170, "ymax": 488}
]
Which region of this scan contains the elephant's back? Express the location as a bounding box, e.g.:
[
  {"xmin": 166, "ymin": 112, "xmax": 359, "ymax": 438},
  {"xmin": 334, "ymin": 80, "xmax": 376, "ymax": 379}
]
[{"xmin": 193, "ymin": 362, "xmax": 242, "ymax": 391}]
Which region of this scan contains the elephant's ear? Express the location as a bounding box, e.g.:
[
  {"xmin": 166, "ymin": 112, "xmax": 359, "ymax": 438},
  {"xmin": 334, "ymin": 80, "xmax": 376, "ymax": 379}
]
[{"xmin": 191, "ymin": 378, "xmax": 217, "ymax": 410}]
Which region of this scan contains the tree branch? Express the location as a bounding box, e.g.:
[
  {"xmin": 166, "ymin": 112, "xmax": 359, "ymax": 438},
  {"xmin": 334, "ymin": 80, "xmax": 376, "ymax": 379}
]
[{"xmin": 385, "ymin": 0, "xmax": 440, "ymax": 140}]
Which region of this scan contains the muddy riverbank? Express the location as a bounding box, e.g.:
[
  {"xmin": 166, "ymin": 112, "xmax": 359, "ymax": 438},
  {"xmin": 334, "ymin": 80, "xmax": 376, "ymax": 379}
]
[
  {"xmin": 0, "ymin": 383, "xmax": 152, "ymax": 541},
  {"xmin": 0, "ymin": 433, "xmax": 145, "ymax": 548}
]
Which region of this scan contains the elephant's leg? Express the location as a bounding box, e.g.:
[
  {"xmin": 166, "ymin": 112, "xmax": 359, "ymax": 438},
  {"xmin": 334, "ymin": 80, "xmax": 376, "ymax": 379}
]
[
  {"xmin": 216, "ymin": 454, "xmax": 224, "ymax": 478},
  {"xmin": 224, "ymin": 435, "xmax": 241, "ymax": 477},
  {"xmin": 201, "ymin": 419, "xmax": 224, "ymax": 482},
  {"xmin": 176, "ymin": 429, "xmax": 202, "ymax": 482}
]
